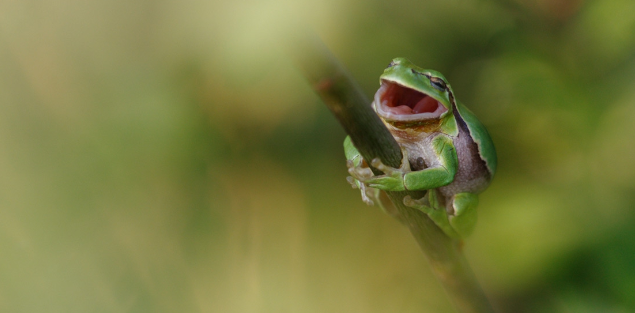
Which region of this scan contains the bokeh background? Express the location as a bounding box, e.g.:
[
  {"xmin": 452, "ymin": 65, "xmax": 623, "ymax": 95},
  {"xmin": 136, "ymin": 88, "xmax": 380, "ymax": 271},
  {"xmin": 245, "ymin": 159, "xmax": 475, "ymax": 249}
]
[{"xmin": 1, "ymin": 0, "xmax": 635, "ymax": 312}]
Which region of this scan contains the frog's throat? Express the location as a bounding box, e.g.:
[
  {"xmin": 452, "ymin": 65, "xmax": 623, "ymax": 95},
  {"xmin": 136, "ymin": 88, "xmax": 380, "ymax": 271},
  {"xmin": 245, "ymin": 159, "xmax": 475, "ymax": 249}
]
[
  {"xmin": 383, "ymin": 117, "xmax": 443, "ymax": 132},
  {"xmin": 380, "ymin": 114, "xmax": 445, "ymax": 148},
  {"xmin": 374, "ymin": 80, "xmax": 448, "ymax": 122}
]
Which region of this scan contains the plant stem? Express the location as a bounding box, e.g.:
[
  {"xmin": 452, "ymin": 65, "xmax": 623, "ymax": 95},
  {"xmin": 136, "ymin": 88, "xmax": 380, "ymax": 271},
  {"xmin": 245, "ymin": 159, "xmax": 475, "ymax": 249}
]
[{"xmin": 288, "ymin": 34, "xmax": 495, "ymax": 313}]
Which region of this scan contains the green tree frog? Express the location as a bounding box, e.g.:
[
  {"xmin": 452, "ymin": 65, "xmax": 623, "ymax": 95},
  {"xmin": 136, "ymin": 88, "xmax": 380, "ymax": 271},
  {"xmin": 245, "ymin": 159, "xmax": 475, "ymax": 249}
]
[{"xmin": 345, "ymin": 58, "xmax": 497, "ymax": 239}]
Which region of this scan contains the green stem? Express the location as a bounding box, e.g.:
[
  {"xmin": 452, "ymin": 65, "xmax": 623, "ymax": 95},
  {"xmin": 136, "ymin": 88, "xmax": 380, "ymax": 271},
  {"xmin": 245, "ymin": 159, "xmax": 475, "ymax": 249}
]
[{"xmin": 288, "ymin": 34, "xmax": 495, "ymax": 313}]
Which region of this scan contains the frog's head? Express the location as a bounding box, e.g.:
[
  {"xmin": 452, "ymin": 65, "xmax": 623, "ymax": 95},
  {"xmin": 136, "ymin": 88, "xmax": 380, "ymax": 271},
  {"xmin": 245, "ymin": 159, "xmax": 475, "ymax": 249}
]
[{"xmin": 374, "ymin": 58, "xmax": 454, "ymax": 126}]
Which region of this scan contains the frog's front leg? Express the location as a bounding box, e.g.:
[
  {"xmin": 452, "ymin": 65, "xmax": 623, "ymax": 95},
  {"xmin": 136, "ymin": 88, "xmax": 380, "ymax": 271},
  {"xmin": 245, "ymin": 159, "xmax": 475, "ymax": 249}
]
[
  {"xmin": 362, "ymin": 149, "xmax": 411, "ymax": 192},
  {"xmin": 364, "ymin": 135, "xmax": 457, "ymax": 192}
]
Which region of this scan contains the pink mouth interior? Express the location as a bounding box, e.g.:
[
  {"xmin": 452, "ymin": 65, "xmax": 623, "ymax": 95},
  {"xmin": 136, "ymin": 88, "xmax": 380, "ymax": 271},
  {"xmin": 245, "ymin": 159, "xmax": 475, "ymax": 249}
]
[{"xmin": 379, "ymin": 81, "xmax": 446, "ymax": 116}]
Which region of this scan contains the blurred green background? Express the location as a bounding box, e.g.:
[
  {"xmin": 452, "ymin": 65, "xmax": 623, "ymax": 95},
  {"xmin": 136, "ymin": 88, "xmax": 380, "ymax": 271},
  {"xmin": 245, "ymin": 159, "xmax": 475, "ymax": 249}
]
[{"xmin": 1, "ymin": 0, "xmax": 635, "ymax": 312}]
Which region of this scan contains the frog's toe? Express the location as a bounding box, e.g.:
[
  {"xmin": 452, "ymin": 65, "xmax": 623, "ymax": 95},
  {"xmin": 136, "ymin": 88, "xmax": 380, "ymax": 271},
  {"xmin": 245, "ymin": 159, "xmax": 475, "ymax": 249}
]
[
  {"xmin": 403, "ymin": 195, "xmax": 414, "ymax": 206},
  {"xmin": 403, "ymin": 195, "xmax": 428, "ymax": 208},
  {"xmin": 359, "ymin": 184, "xmax": 375, "ymax": 206},
  {"xmin": 346, "ymin": 176, "xmax": 358, "ymax": 189},
  {"xmin": 348, "ymin": 165, "xmax": 373, "ymax": 182},
  {"xmin": 403, "ymin": 196, "xmax": 430, "ymax": 211},
  {"xmin": 403, "ymin": 195, "xmax": 436, "ymax": 216},
  {"xmin": 361, "ymin": 194, "xmax": 374, "ymax": 206},
  {"xmin": 370, "ymin": 149, "xmax": 410, "ymax": 176},
  {"xmin": 370, "ymin": 158, "xmax": 397, "ymax": 175},
  {"xmin": 369, "ymin": 158, "xmax": 384, "ymax": 169}
]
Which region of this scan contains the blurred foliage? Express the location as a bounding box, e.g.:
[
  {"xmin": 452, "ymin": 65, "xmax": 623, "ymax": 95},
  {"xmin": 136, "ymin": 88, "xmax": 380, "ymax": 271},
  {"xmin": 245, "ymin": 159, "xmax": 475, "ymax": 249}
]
[{"xmin": 1, "ymin": 0, "xmax": 635, "ymax": 312}]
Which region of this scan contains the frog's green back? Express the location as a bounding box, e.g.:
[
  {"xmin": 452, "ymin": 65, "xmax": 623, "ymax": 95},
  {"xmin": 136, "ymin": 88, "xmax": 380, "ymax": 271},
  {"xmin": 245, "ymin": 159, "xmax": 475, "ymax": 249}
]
[{"xmin": 455, "ymin": 102, "xmax": 497, "ymax": 176}]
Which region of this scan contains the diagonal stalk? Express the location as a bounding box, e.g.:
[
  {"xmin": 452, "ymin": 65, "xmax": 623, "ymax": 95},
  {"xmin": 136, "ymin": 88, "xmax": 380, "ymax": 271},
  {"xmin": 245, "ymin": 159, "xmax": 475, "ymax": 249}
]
[{"xmin": 287, "ymin": 33, "xmax": 495, "ymax": 313}]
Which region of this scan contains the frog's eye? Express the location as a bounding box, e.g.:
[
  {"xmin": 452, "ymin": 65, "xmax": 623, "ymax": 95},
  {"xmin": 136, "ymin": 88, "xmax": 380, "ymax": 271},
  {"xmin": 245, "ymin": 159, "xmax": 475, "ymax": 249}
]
[
  {"xmin": 386, "ymin": 61, "xmax": 397, "ymax": 69},
  {"xmin": 429, "ymin": 77, "xmax": 447, "ymax": 91}
]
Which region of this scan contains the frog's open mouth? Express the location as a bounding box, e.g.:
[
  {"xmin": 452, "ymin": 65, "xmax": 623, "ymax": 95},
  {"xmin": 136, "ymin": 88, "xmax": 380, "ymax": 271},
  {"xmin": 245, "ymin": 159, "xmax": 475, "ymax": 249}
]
[{"xmin": 374, "ymin": 80, "xmax": 447, "ymax": 122}]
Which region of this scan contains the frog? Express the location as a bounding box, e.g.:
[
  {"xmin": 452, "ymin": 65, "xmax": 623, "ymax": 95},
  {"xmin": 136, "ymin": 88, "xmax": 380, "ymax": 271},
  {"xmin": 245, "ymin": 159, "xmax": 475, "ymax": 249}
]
[{"xmin": 345, "ymin": 57, "xmax": 497, "ymax": 239}]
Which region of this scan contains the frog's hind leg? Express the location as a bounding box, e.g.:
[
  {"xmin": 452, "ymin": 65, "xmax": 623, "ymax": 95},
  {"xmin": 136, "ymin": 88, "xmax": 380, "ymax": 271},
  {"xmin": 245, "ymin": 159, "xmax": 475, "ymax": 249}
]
[
  {"xmin": 404, "ymin": 190, "xmax": 459, "ymax": 238},
  {"xmin": 447, "ymin": 192, "xmax": 479, "ymax": 238}
]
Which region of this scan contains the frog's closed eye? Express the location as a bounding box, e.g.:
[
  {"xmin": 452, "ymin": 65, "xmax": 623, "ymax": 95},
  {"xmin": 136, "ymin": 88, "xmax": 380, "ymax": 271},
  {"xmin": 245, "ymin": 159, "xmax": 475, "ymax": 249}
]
[
  {"xmin": 429, "ymin": 77, "xmax": 447, "ymax": 91},
  {"xmin": 386, "ymin": 61, "xmax": 397, "ymax": 69}
]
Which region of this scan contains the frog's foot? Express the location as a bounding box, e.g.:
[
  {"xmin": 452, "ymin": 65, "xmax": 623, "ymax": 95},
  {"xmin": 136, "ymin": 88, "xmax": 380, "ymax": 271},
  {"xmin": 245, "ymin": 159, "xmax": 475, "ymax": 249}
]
[
  {"xmin": 346, "ymin": 159, "xmax": 374, "ymax": 183},
  {"xmin": 403, "ymin": 195, "xmax": 433, "ymax": 215},
  {"xmin": 346, "ymin": 175, "xmax": 376, "ymax": 205},
  {"xmin": 403, "ymin": 194, "xmax": 460, "ymax": 238},
  {"xmin": 346, "ymin": 160, "xmax": 376, "ymax": 205},
  {"xmin": 362, "ymin": 150, "xmax": 411, "ymax": 192},
  {"xmin": 447, "ymin": 193, "xmax": 479, "ymax": 238},
  {"xmin": 369, "ymin": 149, "xmax": 410, "ymax": 177}
]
